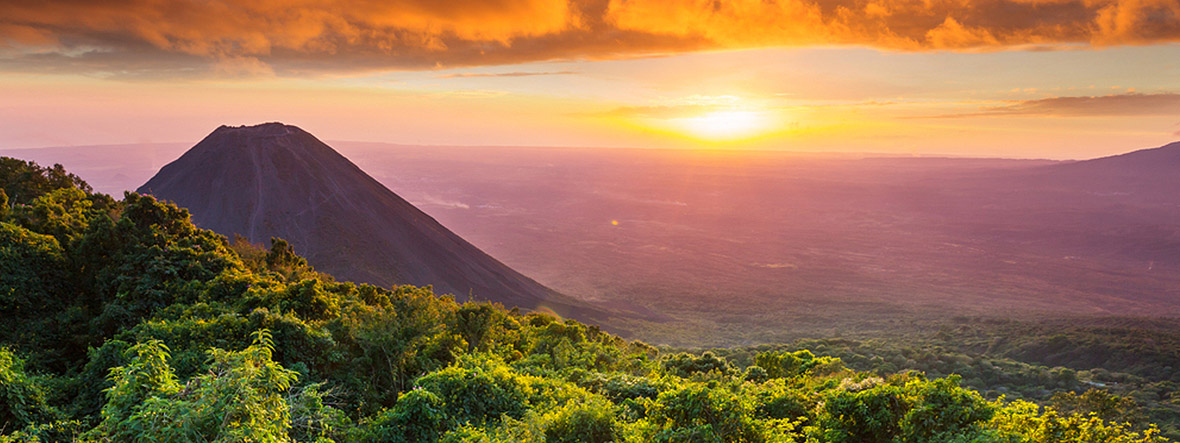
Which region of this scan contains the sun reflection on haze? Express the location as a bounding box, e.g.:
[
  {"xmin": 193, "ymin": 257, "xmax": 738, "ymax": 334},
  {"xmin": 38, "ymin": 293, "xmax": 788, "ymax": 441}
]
[{"xmin": 677, "ymin": 109, "xmax": 770, "ymax": 141}]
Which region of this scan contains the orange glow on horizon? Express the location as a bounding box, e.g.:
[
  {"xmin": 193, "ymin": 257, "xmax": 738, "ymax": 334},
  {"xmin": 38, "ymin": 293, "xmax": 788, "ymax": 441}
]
[{"xmin": 2, "ymin": 44, "xmax": 1178, "ymax": 160}]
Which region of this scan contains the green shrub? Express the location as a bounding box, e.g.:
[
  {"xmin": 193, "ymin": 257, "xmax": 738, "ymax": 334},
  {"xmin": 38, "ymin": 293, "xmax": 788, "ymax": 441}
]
[
  {"xmin": 367, "ymin": 388, "xmax": 448, "ymax": 443},
  {"xmin": 416, "ymin": 356, "xmax": 531, "ymax": 427},
  {"xmin": 543, "ymin": 399, "xmax": 618, "ymax": 443},
  {"xmin": 647, "ymin": 384, "xmax": 761, "ymax": 442}
]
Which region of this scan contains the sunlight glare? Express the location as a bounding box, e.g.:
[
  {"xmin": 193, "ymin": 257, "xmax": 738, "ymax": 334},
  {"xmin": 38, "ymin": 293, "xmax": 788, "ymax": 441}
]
[{"xmin": 679, "ymin": 110, "xmax": 768, "ymax": 141}]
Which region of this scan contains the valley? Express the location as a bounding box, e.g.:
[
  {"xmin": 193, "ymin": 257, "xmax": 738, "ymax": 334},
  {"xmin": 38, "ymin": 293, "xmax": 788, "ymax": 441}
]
[{"xmin": 6, "ymin": 140, "xmax": 1180, "ymax": 346}]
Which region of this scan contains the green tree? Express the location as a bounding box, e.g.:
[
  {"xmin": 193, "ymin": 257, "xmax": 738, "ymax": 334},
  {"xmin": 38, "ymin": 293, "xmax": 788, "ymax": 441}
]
[
  {"xmin": 754, "ymin": 350, "xmax": 842, "ymax": 379},
  {"xmin": 543, "ymin": 399, "xmax": 618, "ymax": 443},
  {"xmin": 899, "ymin": 376, "xmax": 994, "ymax": 442},
  {"xmin": 818, "ymin": 382, "xmax": 908, "ymax": 443},
  {"xmin": 266, "ymin": 237, "xmax": 307, "ymax": 270},
  {"xmin": 366, "ymin": 388, "xmax": 448, "ymax": 443},
  {"xmin": 662, "ymin": 352, "xmax": 734, "ymax": 378},
  {"xmin": 89, "ymin": 330, "xmax": 302, "ymax": 442},
  {"xmin": 0, "ymin": 189, "xmax": 9, "ymax": 221},
  {"xmin": 89, "ymin": 340, "xmax": 182, "ymax": 441},
  {"xmin": 647, "ymin": 384, "xmax": 762, "ymax": 443},
  {"xmin": 415, "ymin": 356, "xmax": 530, "ymax": 427},
  {"xmin": 0, "ymin": 158, "xmax": 91, "ymax": 205},
  {"xmin": 0, "ymin": 224, "xmax": 66, "ymax": 320},
  {"xmin": 9, "ymin": 188, "xmax": 114, "ymax": 246},
  {"xmin": 0, "ymin": 349, "xmax": 55, "ymax": 432}
]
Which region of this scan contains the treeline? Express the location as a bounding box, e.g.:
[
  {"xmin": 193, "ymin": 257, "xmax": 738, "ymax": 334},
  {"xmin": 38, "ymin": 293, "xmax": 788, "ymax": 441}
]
[
  {"xmin": 0, "ymin": 157, "xmax": 1171, "ymax": 442},
  {"xmin": 690, "ymin": 319, "xmax": 1180, "ymax": 440}
]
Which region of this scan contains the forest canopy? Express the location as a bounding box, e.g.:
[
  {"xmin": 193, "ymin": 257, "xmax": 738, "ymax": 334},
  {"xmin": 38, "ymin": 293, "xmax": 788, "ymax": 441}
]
[{"xmin": 0, "ymin": 157, "xmax": 1171, "ymax": 442}]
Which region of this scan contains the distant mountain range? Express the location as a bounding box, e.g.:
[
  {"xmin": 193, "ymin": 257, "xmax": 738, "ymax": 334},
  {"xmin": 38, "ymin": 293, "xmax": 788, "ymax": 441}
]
[
  {"xmin": 1035, "ymin": 141, "xmax": 1180, "ymax": 200},
  {"xmin": 1058, "ymin": 141, "xmax": 1180, "ymax": 175},
  {"xmin": 136, "ymin": 123, "xmax": 603, "ymax": 321}
]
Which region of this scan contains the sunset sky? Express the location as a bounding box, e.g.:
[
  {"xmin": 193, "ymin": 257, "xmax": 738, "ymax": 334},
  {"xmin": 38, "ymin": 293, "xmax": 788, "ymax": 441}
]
[{"xmin": 2, "ymin": 0, "xmax": 1179, "ymax": 159}]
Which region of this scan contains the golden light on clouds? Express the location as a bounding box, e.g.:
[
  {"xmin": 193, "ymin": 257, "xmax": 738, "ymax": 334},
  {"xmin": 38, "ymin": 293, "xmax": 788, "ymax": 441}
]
[
  {"xmin": 2, "ymin": 0, "xmax": 1179, "ymax": 76},
  {"xmin": 0, "ymin": 0, "xmax": 1177, "ymax": 158},
  {"xmin": 607, "ymin": 0, "xmax": 1180, "ymax": 51}
]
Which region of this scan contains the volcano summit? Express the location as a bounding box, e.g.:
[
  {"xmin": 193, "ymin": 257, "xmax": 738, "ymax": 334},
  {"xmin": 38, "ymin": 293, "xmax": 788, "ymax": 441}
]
[{"xmin": 139, "ymin": 123, "xmax": 596, "ymax": 319}]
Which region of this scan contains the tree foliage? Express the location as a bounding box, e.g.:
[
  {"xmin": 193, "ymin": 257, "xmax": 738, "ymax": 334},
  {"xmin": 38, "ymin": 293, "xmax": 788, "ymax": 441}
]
[
  {"xmin": 0, "ymin": 157, "xmax": 1171, "ymax": 443},
  {"xmin": 0, "ymin": 158, "xmax": 90, "ymax": 206}
]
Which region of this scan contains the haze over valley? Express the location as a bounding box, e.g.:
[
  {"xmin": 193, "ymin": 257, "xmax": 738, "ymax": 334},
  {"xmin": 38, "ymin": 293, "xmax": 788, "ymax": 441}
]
[{"xmin": 8, "ymin": 137, "xmax": 1180, "ymax": 345}]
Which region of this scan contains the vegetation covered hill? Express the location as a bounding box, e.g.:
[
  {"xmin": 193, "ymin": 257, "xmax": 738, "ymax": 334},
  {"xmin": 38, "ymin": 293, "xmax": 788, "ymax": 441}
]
[{"xmin": 0, "ymin": 157, "xmax": 1171, "ymax": 442}]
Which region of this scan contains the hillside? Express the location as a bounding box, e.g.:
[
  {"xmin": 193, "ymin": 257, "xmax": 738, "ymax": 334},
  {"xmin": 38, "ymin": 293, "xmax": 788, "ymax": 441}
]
[
  {"xmin": 1024, "ymin": 141, "xmax": 1180, "ymax": 202},
  {"xmin": 136, "ymin": 123, "xmax": 601, "ymax": 321},
  {"xmin": 1051, "ymin": 141, "xmax": 1180, "ymax": 178},
  {"xmin": 8, "ymin": 139, "xmax": 1180, "ymax": 346},
  {"xmin": 0, "ymin": 157, "xmax": 1171, "ymax": 442}
]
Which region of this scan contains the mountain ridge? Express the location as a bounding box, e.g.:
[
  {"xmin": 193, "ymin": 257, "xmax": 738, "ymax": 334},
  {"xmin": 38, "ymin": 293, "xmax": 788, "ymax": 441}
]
[{"xmin": 1054, "ymin": 140, "xmax": 1180, "ymax": 173}]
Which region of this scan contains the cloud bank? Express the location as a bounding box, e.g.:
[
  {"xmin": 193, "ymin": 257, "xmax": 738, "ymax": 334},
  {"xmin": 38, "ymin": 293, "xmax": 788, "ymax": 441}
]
[{"xmin": 2, "ymin": 0, "xmax": 1178, "ymax": 76}]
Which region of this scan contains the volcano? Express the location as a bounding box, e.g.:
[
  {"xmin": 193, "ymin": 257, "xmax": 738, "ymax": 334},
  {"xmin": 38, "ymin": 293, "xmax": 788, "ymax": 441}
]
[{"xmin": 138, "ymin": 123, "xmax": 600, "ymax": 319}]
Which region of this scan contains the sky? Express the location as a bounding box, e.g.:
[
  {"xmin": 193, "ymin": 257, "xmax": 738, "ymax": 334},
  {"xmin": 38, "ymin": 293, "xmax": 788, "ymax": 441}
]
[{"xmin": 1, "ymin": 0, "xmax": 1179, "ymax": 159}]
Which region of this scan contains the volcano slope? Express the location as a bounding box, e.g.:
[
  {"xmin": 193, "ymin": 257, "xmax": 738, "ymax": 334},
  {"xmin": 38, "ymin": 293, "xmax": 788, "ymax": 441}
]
[{"xmin": 138, "ymin": 123, "xmax": 602, "ymax": 320}]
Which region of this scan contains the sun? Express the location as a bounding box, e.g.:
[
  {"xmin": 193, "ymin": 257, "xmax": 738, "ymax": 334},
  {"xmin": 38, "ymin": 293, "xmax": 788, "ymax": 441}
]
[{"xmin": 678, "ymin": 110, "xmax": 768, "ymax": 141}]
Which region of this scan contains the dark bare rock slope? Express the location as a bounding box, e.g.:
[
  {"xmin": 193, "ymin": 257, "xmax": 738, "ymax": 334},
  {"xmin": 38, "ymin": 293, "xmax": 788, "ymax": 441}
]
[{"xmin": 138, "ymin": 123, "xmax": 603, "ymax": 320}]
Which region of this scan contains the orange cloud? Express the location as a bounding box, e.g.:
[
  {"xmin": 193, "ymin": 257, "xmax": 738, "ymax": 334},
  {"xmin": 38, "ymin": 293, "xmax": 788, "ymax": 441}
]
[
  {"xmin": 605, "ymin": 0, "xmax": 1179, "ymax": 50},
  {"xmin": 1, "ymin": 0, "xmax": 1178, "ymax": 76},
  {"xmin": 0, "ymin": 0, "xmax": 579, "ymax": 54}
]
